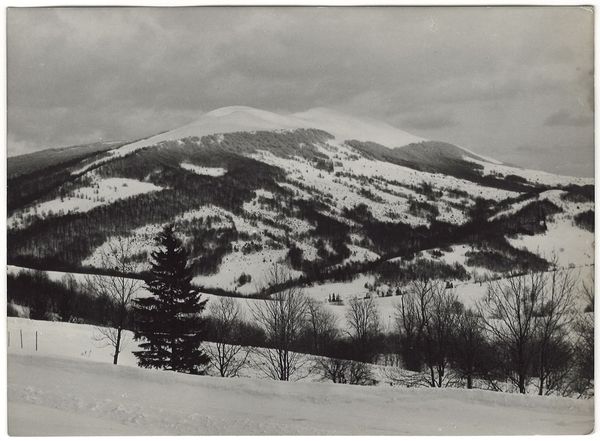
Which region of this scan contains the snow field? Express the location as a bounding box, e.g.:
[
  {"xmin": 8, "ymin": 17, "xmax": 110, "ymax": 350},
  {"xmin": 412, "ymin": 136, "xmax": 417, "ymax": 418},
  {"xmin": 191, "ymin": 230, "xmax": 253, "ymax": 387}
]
[
  {"xmin": 250, "ymin": 141, "xmax": 516, "ymax": 228},
  {"xmin": 466, "ymin": 157, "xmax": 594, "ymax": 187},
  {"xmin": 488, "ymin": 189, "xmax": 595, "ymax": 269},
  {"xmin": 180, "ymin": 162, "xmax": 227, "ymax": 177},
  {"xmin": 192, "ymin": 249, "xmax": 303, "ymax": 295},
  {"xmin": 8, "ymin": 177, "xmax": 163, "ymax": 230},
  {"xmin": 507, "ymin": 218, "xmax": 595, "ymax": 268},
  {"xmin": 7, "ymin": 318, "xmax": 593, "ymax": 435},
  {"xmin": 491, "ymin": 189, "xmax": 594, "ymax": 221},
  {"xmin": 330, "ymin": 142, "xmax": 517, "ymax": 201}
]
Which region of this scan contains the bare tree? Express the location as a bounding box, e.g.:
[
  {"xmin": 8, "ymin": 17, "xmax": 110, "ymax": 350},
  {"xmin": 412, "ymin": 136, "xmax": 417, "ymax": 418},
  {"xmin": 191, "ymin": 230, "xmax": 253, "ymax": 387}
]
[
  {"xmin": 451, "ymin": 308, "xmax": 489, "ymax": 389},
  {"xmin": 306, "ymin": 298, "xmax": 339, "ymax": 355},
  {"xmin": 206, "ymin": 297, "xmax": 250, "ymax": 377},
  {"xmin": 250, "ymin": 265, "xmax": 309, "ymax": 381},
  {"xmin": 422, "ymin": 283, "xmax": 461, "ymax": 387},
  {"xmin": 571, "ymin": 275, "xmax": 594, "ymax": 397},
  {"xmin": 535, "ymin": 266, "xmax": 576, "ymax": 395},
  {"xmin": 394, "ymin": 279, "xmax": 435, "ymax": 371},
  {"xmin": 347, "ymin": 360, "xmax": 374, "ymax": 385},
  {"xmin": 478, "ymin": 271, "xmax": 545, "ymax": 393},
  {"xmin": 317, "ymin": 357, "xmax": 374, "ymax": 385},
  {"xmin": 318, "ymin": 357, "xmax": 350, "ymax": 383},
  {"xmin": 581, "ymin": 273, "xmax": 594, "ymax": 312},
  {"xmin": 346, "ymin": 296, "xmax": 381, "ymax": 362},
  {"xmin": 86, "ymin": 237, "xmax": 141, "ymax": 365}
]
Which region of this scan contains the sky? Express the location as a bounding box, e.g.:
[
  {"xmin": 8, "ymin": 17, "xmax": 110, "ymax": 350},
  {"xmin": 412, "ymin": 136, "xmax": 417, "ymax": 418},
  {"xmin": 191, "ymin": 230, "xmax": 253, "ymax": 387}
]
[{"xmin": 7, "ymin": 6, "xmax": 594, "ymax": 177}]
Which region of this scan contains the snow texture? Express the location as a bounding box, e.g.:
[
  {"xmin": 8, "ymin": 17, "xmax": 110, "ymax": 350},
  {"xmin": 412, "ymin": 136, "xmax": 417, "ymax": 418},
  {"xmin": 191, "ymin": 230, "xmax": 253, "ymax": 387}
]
[
  {"xmin": 180, "ymin": 162, "xmax": 227, "ymax": 177},
  {"xmin": 7, "ymin": 319, "xmax": 593, "ymax": 436},
  {"xmin": 466, "ymin": 157, "xmax": 594, "ymax": 187}
]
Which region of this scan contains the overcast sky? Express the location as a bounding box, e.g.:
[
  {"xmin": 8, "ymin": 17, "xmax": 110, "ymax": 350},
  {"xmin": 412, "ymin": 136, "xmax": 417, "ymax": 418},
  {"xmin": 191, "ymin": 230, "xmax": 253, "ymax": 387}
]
[{"xmin": 7, "ymin": 6, "xmax": 594, "ymax": 176}]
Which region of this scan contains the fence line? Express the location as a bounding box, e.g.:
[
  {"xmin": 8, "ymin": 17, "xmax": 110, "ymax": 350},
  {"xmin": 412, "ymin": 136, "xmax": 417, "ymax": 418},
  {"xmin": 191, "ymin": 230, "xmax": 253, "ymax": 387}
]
[{"xmin": 8, "ymin": 329, "xmax": 39, "ymax": 351}]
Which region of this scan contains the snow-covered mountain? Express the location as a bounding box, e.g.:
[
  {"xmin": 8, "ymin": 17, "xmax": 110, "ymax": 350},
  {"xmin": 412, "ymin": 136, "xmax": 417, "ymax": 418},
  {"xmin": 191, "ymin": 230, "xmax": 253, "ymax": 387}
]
[
  {"xmin": 7, "ymin": 106, "xmax": 594, "ymax": 294},
  {"xmin": 103, "ymin": 106, "xmax": 426, "ymax": 159}
]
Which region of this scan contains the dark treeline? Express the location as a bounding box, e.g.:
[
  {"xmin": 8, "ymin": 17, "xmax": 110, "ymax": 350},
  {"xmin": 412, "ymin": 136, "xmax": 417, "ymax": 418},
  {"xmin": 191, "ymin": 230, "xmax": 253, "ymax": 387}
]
[{"xmin": 7, "ymin": 271, "xmax": 125, "ymax": 326}]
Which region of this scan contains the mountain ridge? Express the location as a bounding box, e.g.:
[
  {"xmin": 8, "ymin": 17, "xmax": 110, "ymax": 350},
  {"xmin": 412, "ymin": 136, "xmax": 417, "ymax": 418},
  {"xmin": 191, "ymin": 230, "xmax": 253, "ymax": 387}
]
[{"xmin": 105, "ymin": 106, "xmax": 428, "ymax": 161}]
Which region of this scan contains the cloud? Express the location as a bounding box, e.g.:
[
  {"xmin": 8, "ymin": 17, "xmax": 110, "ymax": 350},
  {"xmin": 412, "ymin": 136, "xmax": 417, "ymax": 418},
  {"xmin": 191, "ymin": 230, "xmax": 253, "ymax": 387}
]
[
  {"xmin": 504, "ymin": 143, "xmax": 594, "ymax": 178},
  {"xmin": 400, "ymin": 113, "xmax": 458, "ymax": 131},
  {"xmin": 544, "ymin": 109, "xmax": 593, "ymax": 127},
  {"xmin": 6, "ymin": 7, "xmax": 595, "ymax": 177}
]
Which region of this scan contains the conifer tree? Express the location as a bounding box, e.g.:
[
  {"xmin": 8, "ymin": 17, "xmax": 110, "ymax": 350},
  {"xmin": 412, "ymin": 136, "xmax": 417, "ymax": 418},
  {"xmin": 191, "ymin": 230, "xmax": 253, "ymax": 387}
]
[{"xmin": 133, "ymin": 224, "xmax": 209, "ymax": 374}]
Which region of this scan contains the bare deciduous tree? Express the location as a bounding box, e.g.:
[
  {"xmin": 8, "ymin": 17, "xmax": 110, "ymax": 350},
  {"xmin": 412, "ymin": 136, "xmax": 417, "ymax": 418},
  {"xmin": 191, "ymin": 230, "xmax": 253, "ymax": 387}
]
[
  {"xmin": 306, "ymin": 298, "xmax": 339, "ymax": 354},
  {"xmin": 394, "ymin": 279, "xmax": 435, "ymax": 371},
  {"xmin": 318, "ymin": 357, "xmax": 350, "ymax": 383},
  {"xmin": 206, "ymin": 297, "xmax": 250, "ymax": 377},
  {"xmin": 346, "ymin": 296, "xmax": 381, "ymax": 362},
  {"xmin": 395, "ymin": 279, "xmax": 460, "ymax": 387},
  {"xmin": 347, "ymin": 360, "xmax": 374, "ymax": 385},
  {"xmin": 535, "ymin": 266, "xmax": 576, "ymax": 395},
  {"xmin": 86, "ymin": 237, "xmax": 141, "ymax": 365},
  {"xmin": 317, "ymin": 357, "xmax": 374, "ymax": 385},
  {"xmin": 422, "ymin": 283, "xmax": 460, "ymax": 387},
  {"xmin": 478, "ymin": 272, "xmax": 545, "ymax": 394},
  {"xmin": 571, "ymin": 275, "xmax": 594, "ymax": 397},
  {"xmin": 251, "ymin": 265, "xmax": 309, "ymax": 381},
  {"xmin": 451, "ymin": 308, "xmax": 488, "ymax": 389},
  {"xmin": 581, "ymin": 273, "xmax": 594, "ymax": 312}
]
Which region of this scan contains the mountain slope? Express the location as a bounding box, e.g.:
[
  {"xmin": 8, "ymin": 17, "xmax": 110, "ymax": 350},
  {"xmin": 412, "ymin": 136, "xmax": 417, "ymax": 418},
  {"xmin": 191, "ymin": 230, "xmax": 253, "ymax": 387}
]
[
  {"xmin": 7, "ymin": 141, "xmax": 123, "ymax": 179},
  {"xmin": 6, "ymin": 106, "xmax": 594, "ymax": 294}
]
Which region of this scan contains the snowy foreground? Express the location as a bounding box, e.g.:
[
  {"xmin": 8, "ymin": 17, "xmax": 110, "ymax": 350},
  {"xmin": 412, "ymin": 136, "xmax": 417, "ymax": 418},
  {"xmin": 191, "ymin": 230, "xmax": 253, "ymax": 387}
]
[
  {"xmin": 7, "ymin": 320, "xmax": 594, "ymax": 435},
  {"xmin": 8, "ymin": 354, "xmax": 594, "ymax": 436}
]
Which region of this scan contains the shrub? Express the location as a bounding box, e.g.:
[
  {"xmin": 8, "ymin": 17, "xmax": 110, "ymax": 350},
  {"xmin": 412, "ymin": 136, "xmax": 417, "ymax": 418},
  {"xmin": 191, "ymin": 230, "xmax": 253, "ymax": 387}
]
[
  {"xmin": 574, "ymin": 210, "xmax": 594, "ymax": 232},
  {"xmin": 238, "ymin": 273, "xmax": 252, "ymax": 286},
  {"xmin": 7, "ymin": 271, "xmax": 121, "ymax": 326}
]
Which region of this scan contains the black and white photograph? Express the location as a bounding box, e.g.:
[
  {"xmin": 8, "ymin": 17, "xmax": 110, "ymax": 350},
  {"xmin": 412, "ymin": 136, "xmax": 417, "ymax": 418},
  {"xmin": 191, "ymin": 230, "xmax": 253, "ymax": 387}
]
[{"xmin": 5, "ymin": 4, "xmax": 595, "ymax": 436}]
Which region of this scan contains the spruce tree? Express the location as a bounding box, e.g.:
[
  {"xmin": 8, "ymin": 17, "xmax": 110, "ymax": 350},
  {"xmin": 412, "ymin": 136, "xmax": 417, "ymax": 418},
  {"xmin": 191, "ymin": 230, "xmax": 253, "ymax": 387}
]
[{"xmin": 133, "ymin": 224, "xmax": 209, "ymax": 374}]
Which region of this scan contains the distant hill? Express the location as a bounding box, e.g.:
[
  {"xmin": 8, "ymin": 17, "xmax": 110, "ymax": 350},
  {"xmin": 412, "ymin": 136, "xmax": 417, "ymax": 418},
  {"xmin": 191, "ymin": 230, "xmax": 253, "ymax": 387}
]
[{"xmin": 7, "ymin": 141, "xmax": 124, "ymax": 179}]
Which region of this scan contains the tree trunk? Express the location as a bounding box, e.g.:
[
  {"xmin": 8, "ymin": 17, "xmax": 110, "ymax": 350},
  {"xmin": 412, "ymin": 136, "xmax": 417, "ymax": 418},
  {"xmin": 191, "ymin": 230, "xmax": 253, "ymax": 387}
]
[
  {"xmin": 538, "ymin": 350, "xmax": 545, "ymax": 396},
  {"xmin": 518, "ymin": 374, "xmax": 526, "ymax": 394},
  {"xmin": 437, "ymin": 364, "xmax": 444, "ymax": 388},
  {"xmin": 113, "ymin": 327, "xmax": 122, "ymax": 365},
  {"xmin": 467, "ymin": 374, "xmax": 473, "ymax": 389}
]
